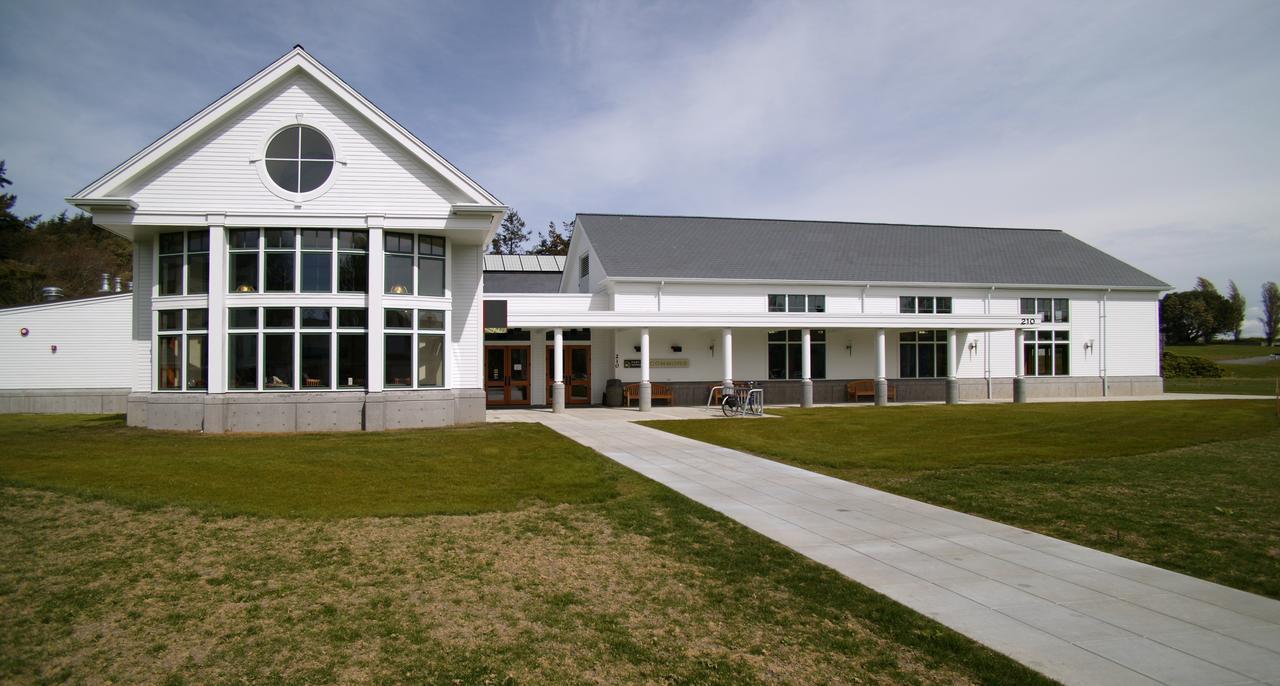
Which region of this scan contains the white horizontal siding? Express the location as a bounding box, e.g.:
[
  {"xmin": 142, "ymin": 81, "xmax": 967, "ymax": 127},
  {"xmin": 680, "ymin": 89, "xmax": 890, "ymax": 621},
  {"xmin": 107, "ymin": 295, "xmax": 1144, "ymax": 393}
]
[
  {"xmin": 121, "ymin": 73, "xmax": 467, "ymax": 215},
  {"xmin": 1104, "ymin": 293, "xmax": 1160, "ymax": 377},
  {"xmin": 450, "ymin": 243, "xmax": 482, "ymax": 389},
  {"xmin": 0, "ymin": 296, "xmax": 134, "ymax": 389}
]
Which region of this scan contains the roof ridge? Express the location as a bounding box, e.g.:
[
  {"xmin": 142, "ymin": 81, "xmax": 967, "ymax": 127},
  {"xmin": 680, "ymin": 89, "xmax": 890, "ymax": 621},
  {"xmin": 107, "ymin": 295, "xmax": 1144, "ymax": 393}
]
[{"xmin": 576, "ymin": 212, "xmax": 1061, "ymax": 233}]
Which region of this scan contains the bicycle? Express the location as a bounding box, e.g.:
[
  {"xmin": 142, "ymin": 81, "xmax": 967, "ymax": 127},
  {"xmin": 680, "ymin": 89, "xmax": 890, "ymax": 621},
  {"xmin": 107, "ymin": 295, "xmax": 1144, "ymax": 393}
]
[{"xmin": 721, "ymin": 382, "xmax": 764, "ymax": 417}]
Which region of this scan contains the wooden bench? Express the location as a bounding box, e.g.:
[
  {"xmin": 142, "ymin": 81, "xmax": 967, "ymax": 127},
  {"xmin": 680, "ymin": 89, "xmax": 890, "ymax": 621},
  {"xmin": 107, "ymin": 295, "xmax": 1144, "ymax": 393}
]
[
  {"xmin": 624, "ymin": 383, "xmax": 673, "ymax": 407},
  {"xmin": 848, "ymin": 379, "xmax": 894, "ymax": 403}
]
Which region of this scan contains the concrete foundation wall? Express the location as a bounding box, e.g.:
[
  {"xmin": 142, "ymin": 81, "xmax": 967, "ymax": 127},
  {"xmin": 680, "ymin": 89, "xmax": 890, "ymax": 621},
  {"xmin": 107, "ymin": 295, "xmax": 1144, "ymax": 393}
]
[
  {"xmin": 602, "ymin": 375, "xmax": 1164, "ymax": 407},
  {"xmin": 0, "ymin": 388, "xmax": 130, "ymax": 414},
  {"xmin": 128, "ymin": 388, "xmax": 486, "ymax": 432}
]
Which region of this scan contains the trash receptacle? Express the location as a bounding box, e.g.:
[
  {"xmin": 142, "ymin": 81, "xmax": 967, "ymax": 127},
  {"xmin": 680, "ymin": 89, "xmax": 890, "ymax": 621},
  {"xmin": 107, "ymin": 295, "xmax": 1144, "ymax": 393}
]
[{"xmin": 604, "ymin": 378, "xmax": 623, "ymax": 407}]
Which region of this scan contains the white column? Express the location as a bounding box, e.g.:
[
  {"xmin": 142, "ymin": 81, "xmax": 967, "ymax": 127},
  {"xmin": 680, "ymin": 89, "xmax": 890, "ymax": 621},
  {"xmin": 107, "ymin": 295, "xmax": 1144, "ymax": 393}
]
[
  {"xmin": 551, "ymin": 327, "xmax": 565, "ymax": 412},
  {"xmin": 639, "ymin": 328, "xmax": 651, "ymax": 411},
  {"xmin": 721, "ymin": 328, "xmax": 733, "ymax": 392},
  {"xmin": 946, "ymin": 328, "xmax": 959, "ymax": 404},
  {"xmin": 874, "ymin": 328, "xmax": 888, "ymax": 406},
  {"xmin": 367, "ymin": 225, "xmax": 385, "ymax": 394},
  {"xmin": 206, "ymin": 223, "xmax": 226, "ymax": 394},
  {"xmin": 1014, "ymin": 328, "xmax": 1027, "ymax": 403},
  {"xmin": 800, "ymin": 328, "xmax": 813, "ymax": 407}
]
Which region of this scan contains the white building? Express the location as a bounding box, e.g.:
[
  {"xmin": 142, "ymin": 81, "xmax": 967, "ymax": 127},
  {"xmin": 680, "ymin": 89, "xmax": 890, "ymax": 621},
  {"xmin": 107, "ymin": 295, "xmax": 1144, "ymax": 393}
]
[{"xmin": 0, "ymin": 47, "xmax": 1170, "ymax": 430}]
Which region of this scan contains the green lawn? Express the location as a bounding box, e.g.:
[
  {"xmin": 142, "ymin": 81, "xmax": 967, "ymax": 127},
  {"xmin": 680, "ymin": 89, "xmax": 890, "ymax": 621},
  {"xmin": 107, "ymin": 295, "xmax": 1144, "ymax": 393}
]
[
  {"xmin": 1164, "ymin": 342, "xmax": 1279, "ymax": 361},
  {"xmin": 1163, "ymin": 343, "xmax": 1279, "ymax": 396},
  {"xmin": 645, "ymin": 401, "xmax": 1280, "ymax": 599},
  {"xmin": 0, "ymin": 415, "xmax": 1053, "ymax": 686}
]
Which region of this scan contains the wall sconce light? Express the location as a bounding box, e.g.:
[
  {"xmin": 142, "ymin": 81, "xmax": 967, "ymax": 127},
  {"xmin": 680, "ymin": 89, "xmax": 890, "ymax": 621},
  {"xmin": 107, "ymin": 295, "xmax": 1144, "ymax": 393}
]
[
  {"xmin": 845, "ymin": 341, "xmax": 853, "ymax": 356},
  {"xmin": 633, "ymin": 345, "xmax": 641, "ymax": 353},
  {"xmin": 20, "ymin": 327, "xmax": 29, "ymax": 337},
  {"xmin": 968, "ymin": 340, "xmax": 979, "ymax": 353},
  {"xmin": 1084, "ymin": 339, "xmax": 1094, "ymax": 353},
  {"xmin": 50, "ymin": 344, "xmax": 57, "ymax": 354},
  {"xmin": 709, "ymin": 342, "xmax": 715, "ymax": 357},
  {"xmin": 670, "ymin": 345, "xmax": 682, "ymax": 353}
]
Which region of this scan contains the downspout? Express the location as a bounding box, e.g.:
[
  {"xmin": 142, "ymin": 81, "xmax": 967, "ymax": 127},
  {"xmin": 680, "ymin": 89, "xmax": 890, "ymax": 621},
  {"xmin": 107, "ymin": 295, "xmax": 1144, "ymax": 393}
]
[
  {"xmin": 1101, "ymin": 288, "xmax": 1110, "ymax": 396},
  {"xmin": 862, "ymin": 284, "xmax": 870, "ymax": 313},
  {"xmin": 657, "ymin": 280, "xmax": 664, "ymax": 312},
  {"xmin": 986, "ymin": 286, "xmax": 994, "ymax": 399}
]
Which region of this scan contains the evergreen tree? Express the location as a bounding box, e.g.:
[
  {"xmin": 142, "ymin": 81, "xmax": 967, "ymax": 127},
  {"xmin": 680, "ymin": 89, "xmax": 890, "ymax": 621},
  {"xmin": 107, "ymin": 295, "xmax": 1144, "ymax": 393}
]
[
  {"xmin": 531, "ymin": 219, "xmax": 573, "ymax": 255},
  {"xmin": 488, "ymin": 210, "xmax": 530, "ymax": 255}
]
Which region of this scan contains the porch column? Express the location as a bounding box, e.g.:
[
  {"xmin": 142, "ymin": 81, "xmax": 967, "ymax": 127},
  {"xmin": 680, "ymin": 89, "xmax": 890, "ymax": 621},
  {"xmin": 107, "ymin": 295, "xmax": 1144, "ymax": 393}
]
[
  {"xmin": 721, "ymin": 328, "xmax": 733, "ymax": 395},
  {"xmin": 1014, "ymin": 328, "xmax": 1027, "ymax": 403},
  {"xmin": 206, "ymin": 223, "xmax": 226, "ymax": 395},
  {"xmin": 946, "ymin": 329, "xmax": 960, "ymax": 405},
  {"xmin": 874, "ymin": 328, "xmax": 888, "ymax": 406},
  {"xmin": 551, "ymin": 328, "xmax": 565, "ymax": 412},
  {"xmin": 801, "ymin": 328, "xmax": 813, "ymax": 407},
  {"xmin": 367, "ymin": 224, "xmax": 385, "ymax": 394},
  {"xmin": 639, "ymin": 328, "xmax": 652, "ymax": 411}
]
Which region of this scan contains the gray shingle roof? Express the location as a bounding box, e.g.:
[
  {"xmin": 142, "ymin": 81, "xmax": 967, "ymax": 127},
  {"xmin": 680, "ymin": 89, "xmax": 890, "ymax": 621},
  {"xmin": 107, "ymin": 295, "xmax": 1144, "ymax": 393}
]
[{"xmin": 576, "ymin": 214, "xmax": 1169, "ymax": 289}]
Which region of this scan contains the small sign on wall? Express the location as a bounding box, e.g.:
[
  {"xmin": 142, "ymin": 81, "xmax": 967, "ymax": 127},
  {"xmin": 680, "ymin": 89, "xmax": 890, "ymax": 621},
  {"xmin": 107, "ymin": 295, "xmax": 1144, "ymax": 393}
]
[{"xmin": 623, "ymin": 358, "xmax": 689, "ymax": 369}]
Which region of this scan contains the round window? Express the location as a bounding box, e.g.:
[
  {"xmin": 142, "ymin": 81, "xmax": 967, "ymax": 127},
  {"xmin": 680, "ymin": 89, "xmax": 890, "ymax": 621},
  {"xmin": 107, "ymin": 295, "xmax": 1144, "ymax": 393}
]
[{"xmin": 264, "ymin": 125, "xmax": 334, "ymax": 193}]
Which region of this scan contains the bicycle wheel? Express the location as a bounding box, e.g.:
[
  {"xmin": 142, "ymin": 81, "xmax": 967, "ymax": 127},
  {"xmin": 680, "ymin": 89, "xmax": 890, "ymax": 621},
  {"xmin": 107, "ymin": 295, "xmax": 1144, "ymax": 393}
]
[{"xmin": 722, "ymin": 395, "xmax": 738, "ymax": 417}]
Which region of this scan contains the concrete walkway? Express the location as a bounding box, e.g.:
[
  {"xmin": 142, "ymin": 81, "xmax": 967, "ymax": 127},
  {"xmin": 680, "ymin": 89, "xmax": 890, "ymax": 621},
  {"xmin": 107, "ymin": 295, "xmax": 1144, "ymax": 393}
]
[{"xmin": 491, "ymin": 406, "xmax": 1280, "ymax": 686}]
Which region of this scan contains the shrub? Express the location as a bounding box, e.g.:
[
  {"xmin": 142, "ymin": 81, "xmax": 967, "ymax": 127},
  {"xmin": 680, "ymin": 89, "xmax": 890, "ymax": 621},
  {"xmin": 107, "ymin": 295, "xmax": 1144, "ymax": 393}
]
[{"xmin": 1161, "ymin": 351, "xmax": 1224, "ymax": 378}]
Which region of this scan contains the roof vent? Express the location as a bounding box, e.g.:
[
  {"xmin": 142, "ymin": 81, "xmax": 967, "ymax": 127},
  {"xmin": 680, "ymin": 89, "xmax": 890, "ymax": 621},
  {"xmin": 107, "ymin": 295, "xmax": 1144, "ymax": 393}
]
[
  {"xmin": 100, "ymin": 273, "xmax": 111, "ymax": 293},
  {"xmin": 41, "ymin": 286, "xmax": 64, "ymax": 302}
]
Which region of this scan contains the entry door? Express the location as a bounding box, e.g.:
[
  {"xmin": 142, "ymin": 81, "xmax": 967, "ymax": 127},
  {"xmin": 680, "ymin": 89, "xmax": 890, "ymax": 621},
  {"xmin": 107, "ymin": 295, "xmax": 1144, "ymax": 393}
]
[
  {"xmin": 547, "ymin": 345, "xmax": 592, "ymax": 405},
  {"xmin": 485, "ymin": 345, "xmax": 531, "ymax": 406}
]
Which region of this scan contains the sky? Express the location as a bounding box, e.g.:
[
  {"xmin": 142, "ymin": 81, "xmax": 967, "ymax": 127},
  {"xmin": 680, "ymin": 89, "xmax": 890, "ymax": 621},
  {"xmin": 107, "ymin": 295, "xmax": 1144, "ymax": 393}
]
[{"xmin": 2, "ymin": 0, "xmax": 1277, "ymax": 333}]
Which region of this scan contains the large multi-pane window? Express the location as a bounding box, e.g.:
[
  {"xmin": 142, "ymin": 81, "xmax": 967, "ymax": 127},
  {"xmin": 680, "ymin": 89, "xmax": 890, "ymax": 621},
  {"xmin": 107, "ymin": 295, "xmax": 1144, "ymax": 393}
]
[
  {"xmin": 157, "ymin": 230, "xmax": 209, "ymax": 296},
  {"xmin": 767, "ymin": 294, "xmax": 825, "ymax": 312},
  {"xmin": 767, "ymin": 329, "xmax": 826, "ymax": 380},
  {"xmin": 229, "ymin": 228, "xmax": 368, "ymax": 294},
  {"xmin": 384, "ymin": 308, "xmax": 446, "ymax": 388},
  {"xmin": 1024, "ymin": 330, "xmax": 1070, "ymax": 376},
  {"xmin": 156, "ymin": 308, "xmax": 208, "ymax": 390},
  {"xmin": 899, "ymin": 296, "xmax": 952, "ymax": 314},
  {"xmin": 899, "ymin": 330, "xmax": 948, "ymax": 378},
  {"xmin": 1020, "ymin": 297, "xmax": 1069, "ymax": 323},
  {"xmin": 227, "ymin": 306, "xmax": 368, "ymax": 391},
  {"xmin": 384, "ymin": 233, "xmax": 446, "ymax": 296}
]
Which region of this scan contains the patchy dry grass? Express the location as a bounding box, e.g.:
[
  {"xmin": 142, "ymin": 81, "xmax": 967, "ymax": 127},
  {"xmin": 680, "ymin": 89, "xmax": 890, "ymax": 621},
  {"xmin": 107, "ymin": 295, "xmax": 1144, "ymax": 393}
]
[{"xmin": 0, "ymin": 418, "xmax": 1055, "ymax": 685}]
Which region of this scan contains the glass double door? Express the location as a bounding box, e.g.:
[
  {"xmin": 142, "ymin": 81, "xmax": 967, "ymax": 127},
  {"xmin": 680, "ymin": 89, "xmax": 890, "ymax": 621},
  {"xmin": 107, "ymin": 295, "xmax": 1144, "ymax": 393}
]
[
  {"xmin": 547, "ymin": 345, "xmax": 591, "ymax": 405},
  {"xmin": 485, "ymin": 345, "xmax": 531, "ymax": 406}
]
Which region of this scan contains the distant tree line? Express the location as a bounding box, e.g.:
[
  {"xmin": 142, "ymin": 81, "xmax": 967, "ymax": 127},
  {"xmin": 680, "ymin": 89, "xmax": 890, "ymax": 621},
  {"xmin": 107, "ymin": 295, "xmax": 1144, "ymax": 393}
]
[
  {"xmin": 488, "ymin": 209, "xmax": 573, "ymax": 256},
  {"xmin": 0, "ymin": 162, "xmax": 133, "ymax": 306},
  {"xmin": 1161, "ymin": 276, "xmax": 1280, "ymax": 346}
]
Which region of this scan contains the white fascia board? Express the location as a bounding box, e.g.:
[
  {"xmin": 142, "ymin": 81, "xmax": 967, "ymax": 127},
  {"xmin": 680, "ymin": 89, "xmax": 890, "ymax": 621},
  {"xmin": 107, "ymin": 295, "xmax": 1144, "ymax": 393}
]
[
  {"xmin": 603, "ymin": 276, "xmax": 1169, "ymax": 292},
  {"xmin": 502, "ymin": 310, "xmax": 1027, "ymax": 331},
  {"xmin": 72, "ymin": 47, "xmax": 501, "ymax": 207}
]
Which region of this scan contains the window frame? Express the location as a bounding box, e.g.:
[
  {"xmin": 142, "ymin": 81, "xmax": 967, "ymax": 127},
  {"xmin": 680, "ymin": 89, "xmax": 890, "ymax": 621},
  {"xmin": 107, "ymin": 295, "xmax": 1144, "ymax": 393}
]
[
  {"xmin": 154, "ymin": 307, "xmax": 209, "ymax": 391},
  {"xmin": 1023, "ymin": 329, "xmax": 1071, "ymax": 377},
  {"xmin": 383, "ymin": 307, "xmax": 448, "ymax": 389},
  {"xmin": 259, "ymin": 124, "xmax": 339, "ymax": 201},
  {"xmin": 229, "ymin": 228, "xmax": 368, "ymax": 295},
  {"xmin": 383, "ymin": 232, "xmax": 448, "ymax": 297},
  {"xmin": 224, "ymin": 306, "xmax": 370, "ymax": 392},
  {"xmin": 767, "ymin": 294, "xmax": 827, "ymax": 313},
  {"xmin": 1020, "ymin": 297, "xmax": 1070, "ymax": 323},
  {"xmin": 898, "ymin": 329, "xmax": 948, "ymax": 379},
  {"xmin": 156, "ymin": 230, "xmax": 209, "ymax": 297},
  {"xmin": 899, "ymin": 295, "xmax": 953, "ymax": 315},
  {"xmin": 766, "ymin": 329, "xmax": 826, "ymax": 380}
]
